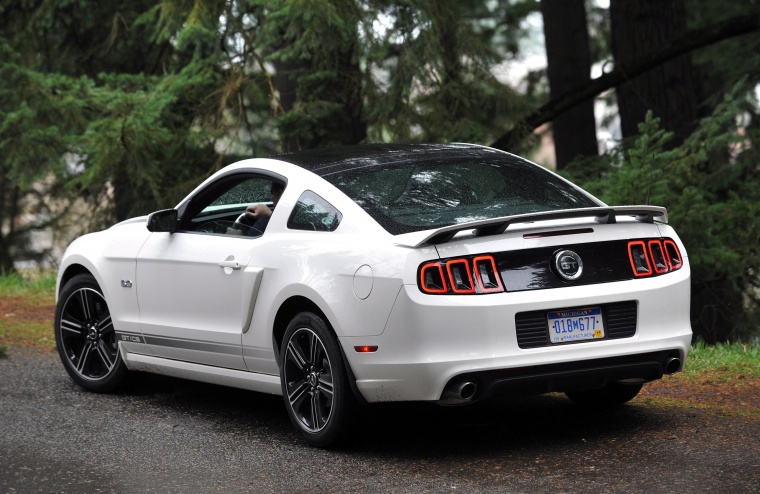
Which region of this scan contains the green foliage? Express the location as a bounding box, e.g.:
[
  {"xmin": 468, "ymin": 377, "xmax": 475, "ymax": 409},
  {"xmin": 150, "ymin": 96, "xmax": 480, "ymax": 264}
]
[
  {"xmin": 564, "ymin": 84, "xmax": 760, "ymax": 342},
  {"xmin": 0, "ymin": 271, "xmax": 57, "ymax": 295},
  {"xmin": 685, "ymin": 340, "xmax": 760, "ymax": 380},
  {"xmin": 1, "ymin": 0, "xmax": 537, "ymax": 250},
  {"xmin": 363, "ymin": 0, "xmax": 530, "ymax": 144}
]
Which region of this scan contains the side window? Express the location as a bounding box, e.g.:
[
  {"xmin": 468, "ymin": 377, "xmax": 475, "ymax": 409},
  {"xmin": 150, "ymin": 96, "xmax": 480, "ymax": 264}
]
[
  {"xmin": 287, "ymin": 191, "xmax": 342, "ymax": 232},
  {"xmin": 202, "ymin": 177, "xmax": 273, "ymax": 213},
  {"xmin": 181, "ymin": 174, "xmax": 284, "ymax": 235}
]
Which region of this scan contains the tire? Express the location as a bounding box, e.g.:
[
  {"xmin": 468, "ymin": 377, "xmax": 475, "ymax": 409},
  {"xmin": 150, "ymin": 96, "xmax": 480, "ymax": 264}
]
[
  {"xmin": 280, "ymin": 312, "xmax": 355, "ymax": 447},
  {"xmin": 54, "ymin": 273, "xmax": 129, "ymax": 392},
  {"xmin": 565, "ymin": 382, "xmax": 643, "ymax": 407}
]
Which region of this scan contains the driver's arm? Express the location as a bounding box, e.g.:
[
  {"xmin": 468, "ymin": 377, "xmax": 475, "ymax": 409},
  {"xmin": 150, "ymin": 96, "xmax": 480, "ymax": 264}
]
[{"xmin": 245, "ymin": 203, "xmax": 272, "ymax": 221}]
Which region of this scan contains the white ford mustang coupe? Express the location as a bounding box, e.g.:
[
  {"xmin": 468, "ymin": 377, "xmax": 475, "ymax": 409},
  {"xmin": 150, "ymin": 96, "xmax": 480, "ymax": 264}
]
[{"xmin": 55, "ymin": 143, "xmax": 692, "ymax": 446}]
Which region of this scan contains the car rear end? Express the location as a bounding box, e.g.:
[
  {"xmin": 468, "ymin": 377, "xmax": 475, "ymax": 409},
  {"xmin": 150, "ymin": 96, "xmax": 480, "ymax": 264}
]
[
  {"xmin": 300, "ymin": 143, "xmax": 692, "ymax": 404},
  {"xmin": 344, "ymin": 215, "xmax": 690, "ymax": 404}
]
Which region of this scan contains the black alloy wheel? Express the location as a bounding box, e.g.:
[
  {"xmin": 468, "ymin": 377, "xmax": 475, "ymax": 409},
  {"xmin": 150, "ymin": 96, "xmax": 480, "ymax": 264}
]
[
  {"xmin": 55, "ymin": 274, "xmax": 128, "ymax": 392},
  {"xmin": 280, "ymin": 312, "xmax": 355, "ymax": 447}
]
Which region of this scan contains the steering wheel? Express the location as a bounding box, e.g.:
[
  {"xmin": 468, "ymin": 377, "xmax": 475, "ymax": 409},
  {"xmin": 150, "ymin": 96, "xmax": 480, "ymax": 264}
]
[{"xmin": 232, "ymin": 212, "xmax": 250, "ymax": 231}]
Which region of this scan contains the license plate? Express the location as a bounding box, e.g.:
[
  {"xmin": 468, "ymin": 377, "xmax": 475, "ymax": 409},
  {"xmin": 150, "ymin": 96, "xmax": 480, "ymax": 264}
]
[{"xmin": 547, "ymin": 307, "xmax": 605, "ymax": 344}]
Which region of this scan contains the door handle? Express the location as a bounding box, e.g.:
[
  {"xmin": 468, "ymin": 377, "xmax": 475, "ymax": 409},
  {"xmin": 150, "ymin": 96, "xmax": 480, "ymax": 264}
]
[{"xmin": 218, "ymin": 257, "xmax": 241, "ymax": 270}]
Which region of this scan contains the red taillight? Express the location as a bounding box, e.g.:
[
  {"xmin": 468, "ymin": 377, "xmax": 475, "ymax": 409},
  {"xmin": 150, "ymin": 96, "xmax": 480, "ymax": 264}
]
[
  {"xmin": 419, "ymin": 262, "xmax": 448, "ymax": 294},
  {"xmin": 418, "ymin": 255, "xmax": 505, "ymax": 295},
  {"xmin": 647, "ymin": 240, "xmax": 669, "ymax": 274},
  {"xmin": 446, "ymin": 258, "xmax": 475, "ymax": 293},
  {"xmin": 628, "ymin": 240, "xmax": 652, "ymax": 277},
  {"xmin": 663, "ymin": 239, "xmax": 683, "ymax": 270},
  {"xmin": 473, "ymin": 256, "xmax": 504, "ymax": 293},
  {"xmin": 628, "ymin": 238, "xmax": 683, "ymax": 278}
]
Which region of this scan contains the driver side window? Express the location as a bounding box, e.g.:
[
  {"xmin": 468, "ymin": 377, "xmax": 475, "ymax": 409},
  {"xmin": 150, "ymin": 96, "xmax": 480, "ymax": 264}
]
[
  {"xmin": 202, "ymin": 178, "xmax": 273, "ymax": 213},
  {"xmin": 182, "ymin": 174, "xmax": 282, "ymax": 236}
]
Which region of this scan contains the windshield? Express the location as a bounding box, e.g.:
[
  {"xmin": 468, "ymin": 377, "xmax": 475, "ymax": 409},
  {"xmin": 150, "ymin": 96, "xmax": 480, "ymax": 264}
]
[{"xmin": 323, "ymin": 154, "xmax": 600, "ymax": 235}]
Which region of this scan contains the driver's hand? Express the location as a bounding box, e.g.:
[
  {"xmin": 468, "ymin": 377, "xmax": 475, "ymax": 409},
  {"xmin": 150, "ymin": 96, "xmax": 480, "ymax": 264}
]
[
  {"xmin": 245, "ymin": 203, "xmax": 272, "ymax": 221},
  {"xmin": 226, "ymin": 227, "xmax": 242, "ymax": 235}
]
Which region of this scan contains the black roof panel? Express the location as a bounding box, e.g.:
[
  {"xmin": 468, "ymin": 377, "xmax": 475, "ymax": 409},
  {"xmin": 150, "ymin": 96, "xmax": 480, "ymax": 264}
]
[{"xmin": 272, "ymin": 143, "xmax": 506, "ymax": 176}]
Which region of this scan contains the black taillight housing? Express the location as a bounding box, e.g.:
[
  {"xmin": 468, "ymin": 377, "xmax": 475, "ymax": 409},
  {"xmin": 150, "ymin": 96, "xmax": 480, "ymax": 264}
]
[
  {"xmin": 627, "ymin": 238, "xmax": 683, "ymax": 278},
  {"xmin": 419, "ymin": 254, "xmax": 505, "ymax": 295}
]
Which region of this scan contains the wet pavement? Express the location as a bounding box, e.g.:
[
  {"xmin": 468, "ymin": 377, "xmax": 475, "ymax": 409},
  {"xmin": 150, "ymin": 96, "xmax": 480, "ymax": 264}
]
[{"xmin": 1, "ymin": 348, "xmax": 758, "ymax": 493}]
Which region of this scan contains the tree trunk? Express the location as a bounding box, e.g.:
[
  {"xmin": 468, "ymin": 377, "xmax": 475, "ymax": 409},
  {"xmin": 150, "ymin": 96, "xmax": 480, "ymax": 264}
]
[
  {"xmin": 489, "ymin": 12, "xmax": 760, "ymax": 152},
  {"xmin": 610, "ymin": 0, "xmax": 699, "ymax": 145},
  {"xmin": 0, "ymin": 176, "xmax": 18, "ymax": 273},
  {"xmin": 540, "ymin": 0, "xmax": 598, "ymax": 169},
  {"xmin": 272, "ymin": 57, "xmax": 306, "ymax": 153}
]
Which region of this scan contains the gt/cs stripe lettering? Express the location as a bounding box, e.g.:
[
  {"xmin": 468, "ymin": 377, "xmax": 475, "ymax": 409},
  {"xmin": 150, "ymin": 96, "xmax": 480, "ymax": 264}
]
[{"xmin": 115, "ymin": 332, "xmax": 145, "ymax": 344}]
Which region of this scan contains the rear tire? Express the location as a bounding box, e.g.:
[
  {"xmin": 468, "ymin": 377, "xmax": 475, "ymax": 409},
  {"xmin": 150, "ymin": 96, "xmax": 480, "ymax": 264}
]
[
  {"xmin": 565, "ymin": 382, "xmax": 643, "ymax": 407},
  {"xmin": 54, "ymin": 274, "xmax": 129, "ymax": 392},
  {"xmin": 280, "ymin": 312, "xmax": 355, "ymax": 447}
]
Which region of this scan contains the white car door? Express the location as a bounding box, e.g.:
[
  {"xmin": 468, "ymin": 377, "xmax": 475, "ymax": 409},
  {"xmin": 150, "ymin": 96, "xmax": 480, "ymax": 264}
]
[
  {"xmin": 135, "ymin": 232, "xmax": 262, "ymax": 370},
  {"xmin": 134, "ymin": 173, "xmax": 277, "ymax": 370}
]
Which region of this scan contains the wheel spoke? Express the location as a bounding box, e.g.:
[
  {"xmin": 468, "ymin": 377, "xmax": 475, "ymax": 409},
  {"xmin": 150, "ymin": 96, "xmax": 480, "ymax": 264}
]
[
  {"xmin": 76, "ymin": 341, "xmax": 94, "ymax": 374},
  {"xmin": 310, "ymin": 391, "xmax": 322, "ymax": 429},
  {"xmin": 286, "ymin": 339, "xmax": 308, "ymax": 370},
  {"xmin": 60, "ymin": 318, "xmax": 84, "ymax": 336},
  {"xmin": 309, "ymin": 332, "xmax": 319, "ymax": 366},
  {"xmin": 288, "ymin": 380, "xmax": 309, "ymax": 408},
  {"xmin": 317, "ymin": 377, "xmax": 334, "ymax": 401},
  {"xmin": 95, "ymin": 341, "xmax": 115, "ymax": 371},
  {"xmin": 98, "ymin": 315, "xmax": 114, "ymax": 334},
  {"xmin": 78, "ymin": 290, "xmax": 93, "ymax": 320}
]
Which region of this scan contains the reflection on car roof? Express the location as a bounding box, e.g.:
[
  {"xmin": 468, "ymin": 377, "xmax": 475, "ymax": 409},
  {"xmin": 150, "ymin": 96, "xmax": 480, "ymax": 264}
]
[{"xmin": 273, "ymin": 143, "xmax": 507, "ymax": 176}]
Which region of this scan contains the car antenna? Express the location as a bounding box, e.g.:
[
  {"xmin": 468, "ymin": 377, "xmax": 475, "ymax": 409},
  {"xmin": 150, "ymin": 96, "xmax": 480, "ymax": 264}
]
[{"xmin": 645, "ymin": 153, "xmax": 655, "ymax": 206}]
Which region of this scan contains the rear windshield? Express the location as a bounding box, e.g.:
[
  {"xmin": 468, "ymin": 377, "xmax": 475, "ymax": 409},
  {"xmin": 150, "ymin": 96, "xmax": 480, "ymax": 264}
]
[{"xmin": 323, "ymin": 155, "xmax": 600, "ymax": 235}]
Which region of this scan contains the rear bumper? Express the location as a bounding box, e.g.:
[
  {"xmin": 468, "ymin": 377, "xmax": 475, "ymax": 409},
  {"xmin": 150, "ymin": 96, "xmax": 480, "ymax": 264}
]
[
  {"xmin": 340, "ymin": 265, "xmax": 692, "ymax": 403},
  {"xmin": 448, "ymin": 349, "xmax": 681, "ymax": 401}
]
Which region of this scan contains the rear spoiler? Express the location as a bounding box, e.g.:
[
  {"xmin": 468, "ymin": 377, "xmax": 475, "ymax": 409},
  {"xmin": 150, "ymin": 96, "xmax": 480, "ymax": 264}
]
[{"xmin": 394, "ymin": 206, "xmax": 667, "ymax": 248}]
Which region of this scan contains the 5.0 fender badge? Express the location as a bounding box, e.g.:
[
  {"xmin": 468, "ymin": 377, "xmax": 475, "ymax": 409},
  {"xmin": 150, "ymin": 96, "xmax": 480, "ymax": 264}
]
[
  {"xmin": 120, "ymin": 280, "xmax": 133, "ymax": 288},
  {"xmin": 554, "ymin": 250, "xmax": 583, "ymax": 281}
]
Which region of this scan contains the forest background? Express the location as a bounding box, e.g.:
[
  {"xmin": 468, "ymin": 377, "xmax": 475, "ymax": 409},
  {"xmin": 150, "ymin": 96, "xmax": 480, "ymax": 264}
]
[{"xmin": 0, "ymin": 0, "xmax": 758, "ymax": 343}]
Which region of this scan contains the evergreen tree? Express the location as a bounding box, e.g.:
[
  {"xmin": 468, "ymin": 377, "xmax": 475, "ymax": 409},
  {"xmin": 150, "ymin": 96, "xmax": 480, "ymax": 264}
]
[{"xmin": 564, "ymin": 85, "xmax": 760, "ymax": 342}]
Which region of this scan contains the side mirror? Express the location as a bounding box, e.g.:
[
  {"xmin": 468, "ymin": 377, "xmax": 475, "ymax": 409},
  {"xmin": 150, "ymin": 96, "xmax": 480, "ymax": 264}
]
[{"xmin": 147, "ymin": 209, "xmax": 178, "ymax": 233}]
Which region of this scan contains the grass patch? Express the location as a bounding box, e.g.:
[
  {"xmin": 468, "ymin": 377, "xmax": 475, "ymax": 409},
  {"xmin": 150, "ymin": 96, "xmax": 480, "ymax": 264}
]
[
  {"xmin": 637, "ymin": 339, "xmax": 760, "ymax": 420},
  {"xmin": 0, "ymin": 271, "xmax": 56, "ymax": 350},
  {"xmin": 684, "ymin": 340, "xmax": 760, "ymax": 382},
  {"xmin": 0, "ymin": 270, "xmax": 57, "ymax": 298}
]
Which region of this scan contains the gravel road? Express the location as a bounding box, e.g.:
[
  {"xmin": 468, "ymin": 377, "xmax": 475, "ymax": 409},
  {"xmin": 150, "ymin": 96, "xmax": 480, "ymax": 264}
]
[{"xmin": 1, "ymin": 348, "xmax": 758, "ymax": 494}]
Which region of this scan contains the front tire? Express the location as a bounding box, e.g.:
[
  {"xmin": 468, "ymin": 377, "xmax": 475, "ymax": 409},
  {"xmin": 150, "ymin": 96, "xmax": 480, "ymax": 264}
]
[
  {"xmin": 280, "ymin": 312, "xmax": 354, "ymax": 447},
  {"xmin": 565, "ymin": 382, "xmax": 643, "ymax": 407},
  {"xmin": 54, "ymin": 273, "xmax": 128, "ymax": 392}
]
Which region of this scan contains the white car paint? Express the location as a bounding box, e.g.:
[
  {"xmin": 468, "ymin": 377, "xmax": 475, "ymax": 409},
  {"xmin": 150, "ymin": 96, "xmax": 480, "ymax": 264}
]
[{"xmin": 57, "ymin": 147, "xmax": 692, "ymax": 410}]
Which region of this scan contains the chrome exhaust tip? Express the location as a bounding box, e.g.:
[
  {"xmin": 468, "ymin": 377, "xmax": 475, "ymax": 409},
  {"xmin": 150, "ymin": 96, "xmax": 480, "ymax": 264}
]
[
  {"xmin": 664, "ymin": 356, "xmax": 681, "ymax": 375},
  {"xmin": 439, "ymin": 380, "xmax": 478, "ymax": 405}
]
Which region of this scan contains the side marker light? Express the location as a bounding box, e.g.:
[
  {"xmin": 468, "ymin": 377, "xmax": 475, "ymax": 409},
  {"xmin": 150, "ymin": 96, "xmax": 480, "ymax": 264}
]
[{"xmin": 354, "ymin": 346, "xmax": 378, "ymax": 353}]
